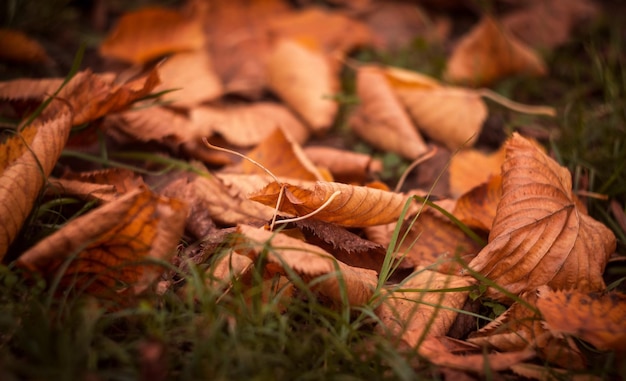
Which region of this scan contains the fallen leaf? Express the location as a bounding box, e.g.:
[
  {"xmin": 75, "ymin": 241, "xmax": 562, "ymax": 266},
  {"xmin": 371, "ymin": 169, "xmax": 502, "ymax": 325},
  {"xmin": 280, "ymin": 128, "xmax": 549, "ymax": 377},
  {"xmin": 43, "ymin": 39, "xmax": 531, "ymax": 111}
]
[
  {"xmin": 205, "ymin": 251, "xmax": 253, "ymax": 289},
  {"xmin": 468, "ymin": 290, "xmax": 587, "ymax": 369},
  {"xmin": 154, "ymin": 51, "xmax": 223, "ymax": 107},
  {"xmin": 99, "ymin": 6, "xmax": 204, "ymax": 64},
  {"xmin": 0, "ymin": 101, "xmax": 72, "ymax": 259},
  {"xmin": 16, "ymin": 188, "xmax": 187, "ymax": 298},
  {"xmin": 249, "ymin": 180, "xmax": 412, "ymax": 227},
  {"xmin": 0, "ymin": 28, "xmax": 51, "ymax": 63},
  {"xmin": 235, "ymin": 224, "xmax": 377, "ymax": 306},
  {"xmin": 61, "ymin": 168, "xmax": 146, "ymax": 196},
  {"xmin": 266, "ymin": 37, "xmax": 339, "ymax": 132},
  {"xmin": 47, "ymin": 179, "xmax": 118, "ymax": 203},
  {"xmin": 303, "ymin": 146, "xmax": 382, "ymax": 184},
  {"xmin": 537, "ymin": 286, "xmax": 626, "ymax": 352},
  {"xmin": 376, "ymin": 267, "xmax": 475, "ymax": 345},
  {"xmin": 452, "ymin": 175, "xmax": 502, "ymax": 231},
  {"xmin": 350, "ymin": 65, "xmax": 428, "ymax": 159},
  {"xmin": 385, "ymin": 66, "xmax": 487, "ymax": 150},
  {"xmin": 192, "ymin": 102, "xmax": 310, "ymax": 147},
  {"xmin": 238, "ymin": 127, "xmax": 324, "ymax": 181},
  {"xmin": 468, "ymin": 133, "xmax": 616, "ymax": 301},
  {"xmin": 445, "ymin": 16, "xmax": 547, "ymax": 86},
  {"xmin": 449, "ymin": 144, "xmax": 506, "ymax": 198},
  {"xmin": 503, "ymin": 0, "xmax": 599, "ymax": 50}
]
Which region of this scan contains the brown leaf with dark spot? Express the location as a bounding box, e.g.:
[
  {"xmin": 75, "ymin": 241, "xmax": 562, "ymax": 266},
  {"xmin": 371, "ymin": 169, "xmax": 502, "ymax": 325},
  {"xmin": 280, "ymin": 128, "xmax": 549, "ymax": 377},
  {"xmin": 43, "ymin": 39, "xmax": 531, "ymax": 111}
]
[
  {"xmin": 17, "ymin": 189, "xmax": 187, "ymax": 298},
  {"xmin": 468, "ymin": 133, "xmax": 616, "ymax": 301}
]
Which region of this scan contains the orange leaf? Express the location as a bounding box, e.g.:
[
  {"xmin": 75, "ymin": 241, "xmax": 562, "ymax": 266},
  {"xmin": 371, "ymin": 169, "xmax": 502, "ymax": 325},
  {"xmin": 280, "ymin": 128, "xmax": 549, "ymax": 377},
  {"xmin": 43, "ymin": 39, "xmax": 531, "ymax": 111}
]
[
  {"xmin": 350, "ymin": 65, "xmax": 428, "ymax": 159},
  {"xmin": 236, "ymin": 224, "xmax": 377, "ymax": 306},
  {"xmin": 99, "ymin": 7, "xmax": 204, "ymax": 64},
  {"xmin": 0, "ymin": 28, "xmax": 50, "ymax": 63},
  {"xmin": 445, "ymin": 16, "xmax": 547, "ymax": 86},
  {"xmin": 249, "ymin": 180, "xmax": 412, "ymax": 227},
  {"xmin": 537, "ymin": 286, "xmax": 626, "ymax": 352},
  {"xmin": 385, "ymin": 66, "xmax": 487, "ymax": 150},
  {"xmin": 468, "ymin": 134, "xmax": 616, "ymax": 301},
  {"xmin": 0, "ymin": 101, "xmax": 72, "ymax": 259},
  {"xmin": 449, "ymin": 144, "xmax": 506, "ymax": 198},
  {"xmin": 452, "ymin": 175, "xmax": 502, "ymax": 231},
  {"xmin": 303, "ymin": 146, "xmax": 382, "ymax": 184},
  {"xmin": 239, "ymin": 128, "xmax": 324, "ymax": 181},
  {"xmin": 17, "ymin": 189, "xmax": 187, "ymax": 298},
  {"xmin": 154, "ymin": 51, "xmax": 223, "ymax": 107},
  {"xmin": 266, "ymin": 37, "xmax": 338, "ymax": 132}
]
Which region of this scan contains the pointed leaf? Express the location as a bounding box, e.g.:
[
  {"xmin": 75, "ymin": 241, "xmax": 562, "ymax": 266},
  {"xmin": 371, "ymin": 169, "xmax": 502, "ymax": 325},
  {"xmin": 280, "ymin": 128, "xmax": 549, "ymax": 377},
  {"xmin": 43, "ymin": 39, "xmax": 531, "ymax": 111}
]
[{"xmin": 468, "ymin": 134, "xmax": 616, "ymax": 300}]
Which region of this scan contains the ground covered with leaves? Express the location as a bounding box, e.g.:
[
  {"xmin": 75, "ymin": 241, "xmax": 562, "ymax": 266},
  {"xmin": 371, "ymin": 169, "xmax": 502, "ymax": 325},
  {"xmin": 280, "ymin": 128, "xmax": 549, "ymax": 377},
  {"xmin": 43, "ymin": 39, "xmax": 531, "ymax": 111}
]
[{"xmin": 0, "ymin": 0, "xmax": 625, "ymax": 380}]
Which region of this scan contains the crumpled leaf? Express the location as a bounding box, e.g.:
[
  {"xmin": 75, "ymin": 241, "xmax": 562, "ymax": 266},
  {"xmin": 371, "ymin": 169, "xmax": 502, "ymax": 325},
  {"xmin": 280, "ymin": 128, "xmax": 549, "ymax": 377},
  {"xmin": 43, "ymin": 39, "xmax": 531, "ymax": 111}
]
[
  {"xmin": 235, "ymin": 224, "xmax": 377, "ymax": 306},
  {"xmin": 99, "ymin": 6, "xmax": 204, "ymax": 64},
  {"xmin": 0, "ymin": 101, "xmax": 72, "ymax": 259},
  {"xmin": 154, "ymin": 50, "xmax": 223, "ymax": 107},
  {"xmin": 17, "ymin": 188, "xmax": 187, "ymax": 298},
  {"xmin": 249, "ymin": 180, "xmax": 412, "ymax": 227},
  {"xmin": 376, "ymin": 267, "xmax": 476, "ymax": 345},
  {"xmin": 468, "ymin": 289, "xmax": 586, "ymax": 369},
  {"xmin": 350, "ymin": 65, "xmax": 428, "ymax": 159},
  {"xmin": 266, "ymin": 37, "xmax": 338, "ymax": 132},
  {"xmin": 0, "ymin": 28, "xmax": 51, "ymax": 63},
  {"xmin": 468, "ymin": 133, "xmax": 616, "ymax": 301},
  {"xmin": 445, "ymin": 16, "xmax": 547, "ymax": 86},
  {"xmin": 384, "ymin": 66, "xmax": 487, "ymax": 150},
  {"xmin": 537, "ymin": 286, "xmax": 626, "ymax": 352},
  {"xmin": 0, "ymin": 69, "xmax": 160, "ymax": 126}
]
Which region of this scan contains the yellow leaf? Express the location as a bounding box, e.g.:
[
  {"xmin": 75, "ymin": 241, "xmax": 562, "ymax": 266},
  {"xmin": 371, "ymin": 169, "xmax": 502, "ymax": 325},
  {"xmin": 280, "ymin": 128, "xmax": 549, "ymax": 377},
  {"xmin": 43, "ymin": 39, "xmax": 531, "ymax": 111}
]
[{"xmin": 468, "ymin": 134, "xmax": 616, "ymax": 301}]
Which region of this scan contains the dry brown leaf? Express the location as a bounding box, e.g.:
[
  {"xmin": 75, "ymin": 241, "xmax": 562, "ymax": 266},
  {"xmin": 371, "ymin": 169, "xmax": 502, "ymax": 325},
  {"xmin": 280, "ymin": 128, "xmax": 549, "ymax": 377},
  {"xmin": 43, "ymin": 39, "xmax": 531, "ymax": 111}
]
[
  {"xmin": 452, "ymin": 175, "xmax": 502, "ymax": 232},
  {"xmin": 0, "ymin": 101, "xmax": 72, "ymax": 259},
  {"xmin": 537, "ymin": 286, "xmax": 626, "ymax": 352},
  {"xmin": 47, "ymin": 179, "xmax": 118, "ymax": 203},
  {"xmin": 0, "ymin": 28, "xmax": 51, "ymax": 63},
  {"xmin": 468, "ymin": 290, "xmax": 586, "ymax": 369},
  {"xmin": 503, "ymin": 0, "xmax": 599, "ymax": 50},
  {"xmin": 365, "ymin": 206, "xmax": 482, "ymax": 274},
  {"xmin": 99, "ymin": 6, "xmax": 204, "ymax": 64},
  {"xmin": 350, "ymin": 65, "xmax": 428, "ymax": 159},
  {"xmin": 268, "ymin": 7, "xmax": 374, "ymax": 58},
  {"xmin": 154, "ymin": 51, "xmax": 223, "ymax": 107},
  {"xmin": 239, "ymin": 127, "xmax": 324, "ymax": 181},
  {"xmin": 17, "ymin": 188, "xmax": 187, "ymax": 298},
  {"xmin": 419, "ymin": 337, "xmax": 535, "ymax": 374},
  {"xmin": 449, "ymin": 145, "xmax": 507, "ymax": 198},
  {"xmin": 205, "ymin": 251, "xmax": 253, "ymax": 289},
  {"xmin": 192, "ymin": 102, "xmax": 310, "ymax": 147},
  {"xmin": 187, "ymin": 0, "xmax": 291, "ymax": 98},
  {"xmin": 249, "ymin": 180, "xmax": 411, "ymax": 227},
  {"xmin": 161, "ymin": 174, "xmax": 275, "ymax": 229},
  {"xmin": 303, "ymin": 146, "xmax": 382, "ymax": 184},
  {"xmin": 445, "ymin": 16, "xmax": 547, "ymax": 86},
  {"xmin": 62, "ymin": 168, "xmax": 146, "ymax": 196},
  {"xmin": 385, "ymin": 67, "xmax": 487, "ymax": 150},
  {"xmin": 468, "ymin": 133, "xmax": 616, "ymax": 301},
  {"xmin": 266, "ymin": 37, "xmax": 339, "ymax": 132},
  {"xmin": 376, "ymin": 268, "xmax": 475, "ymax": 345},
  {"xmin": 235, "ymin": 224, "xmax": 377, "ymax": 306}
]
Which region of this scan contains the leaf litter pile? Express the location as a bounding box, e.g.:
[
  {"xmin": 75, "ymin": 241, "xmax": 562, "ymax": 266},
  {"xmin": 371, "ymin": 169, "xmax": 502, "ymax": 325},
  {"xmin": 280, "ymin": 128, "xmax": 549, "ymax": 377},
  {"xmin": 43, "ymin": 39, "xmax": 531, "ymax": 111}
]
[{"xmin": 1, "ymin": 0, "xmax": 625, "ymax": 379}]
